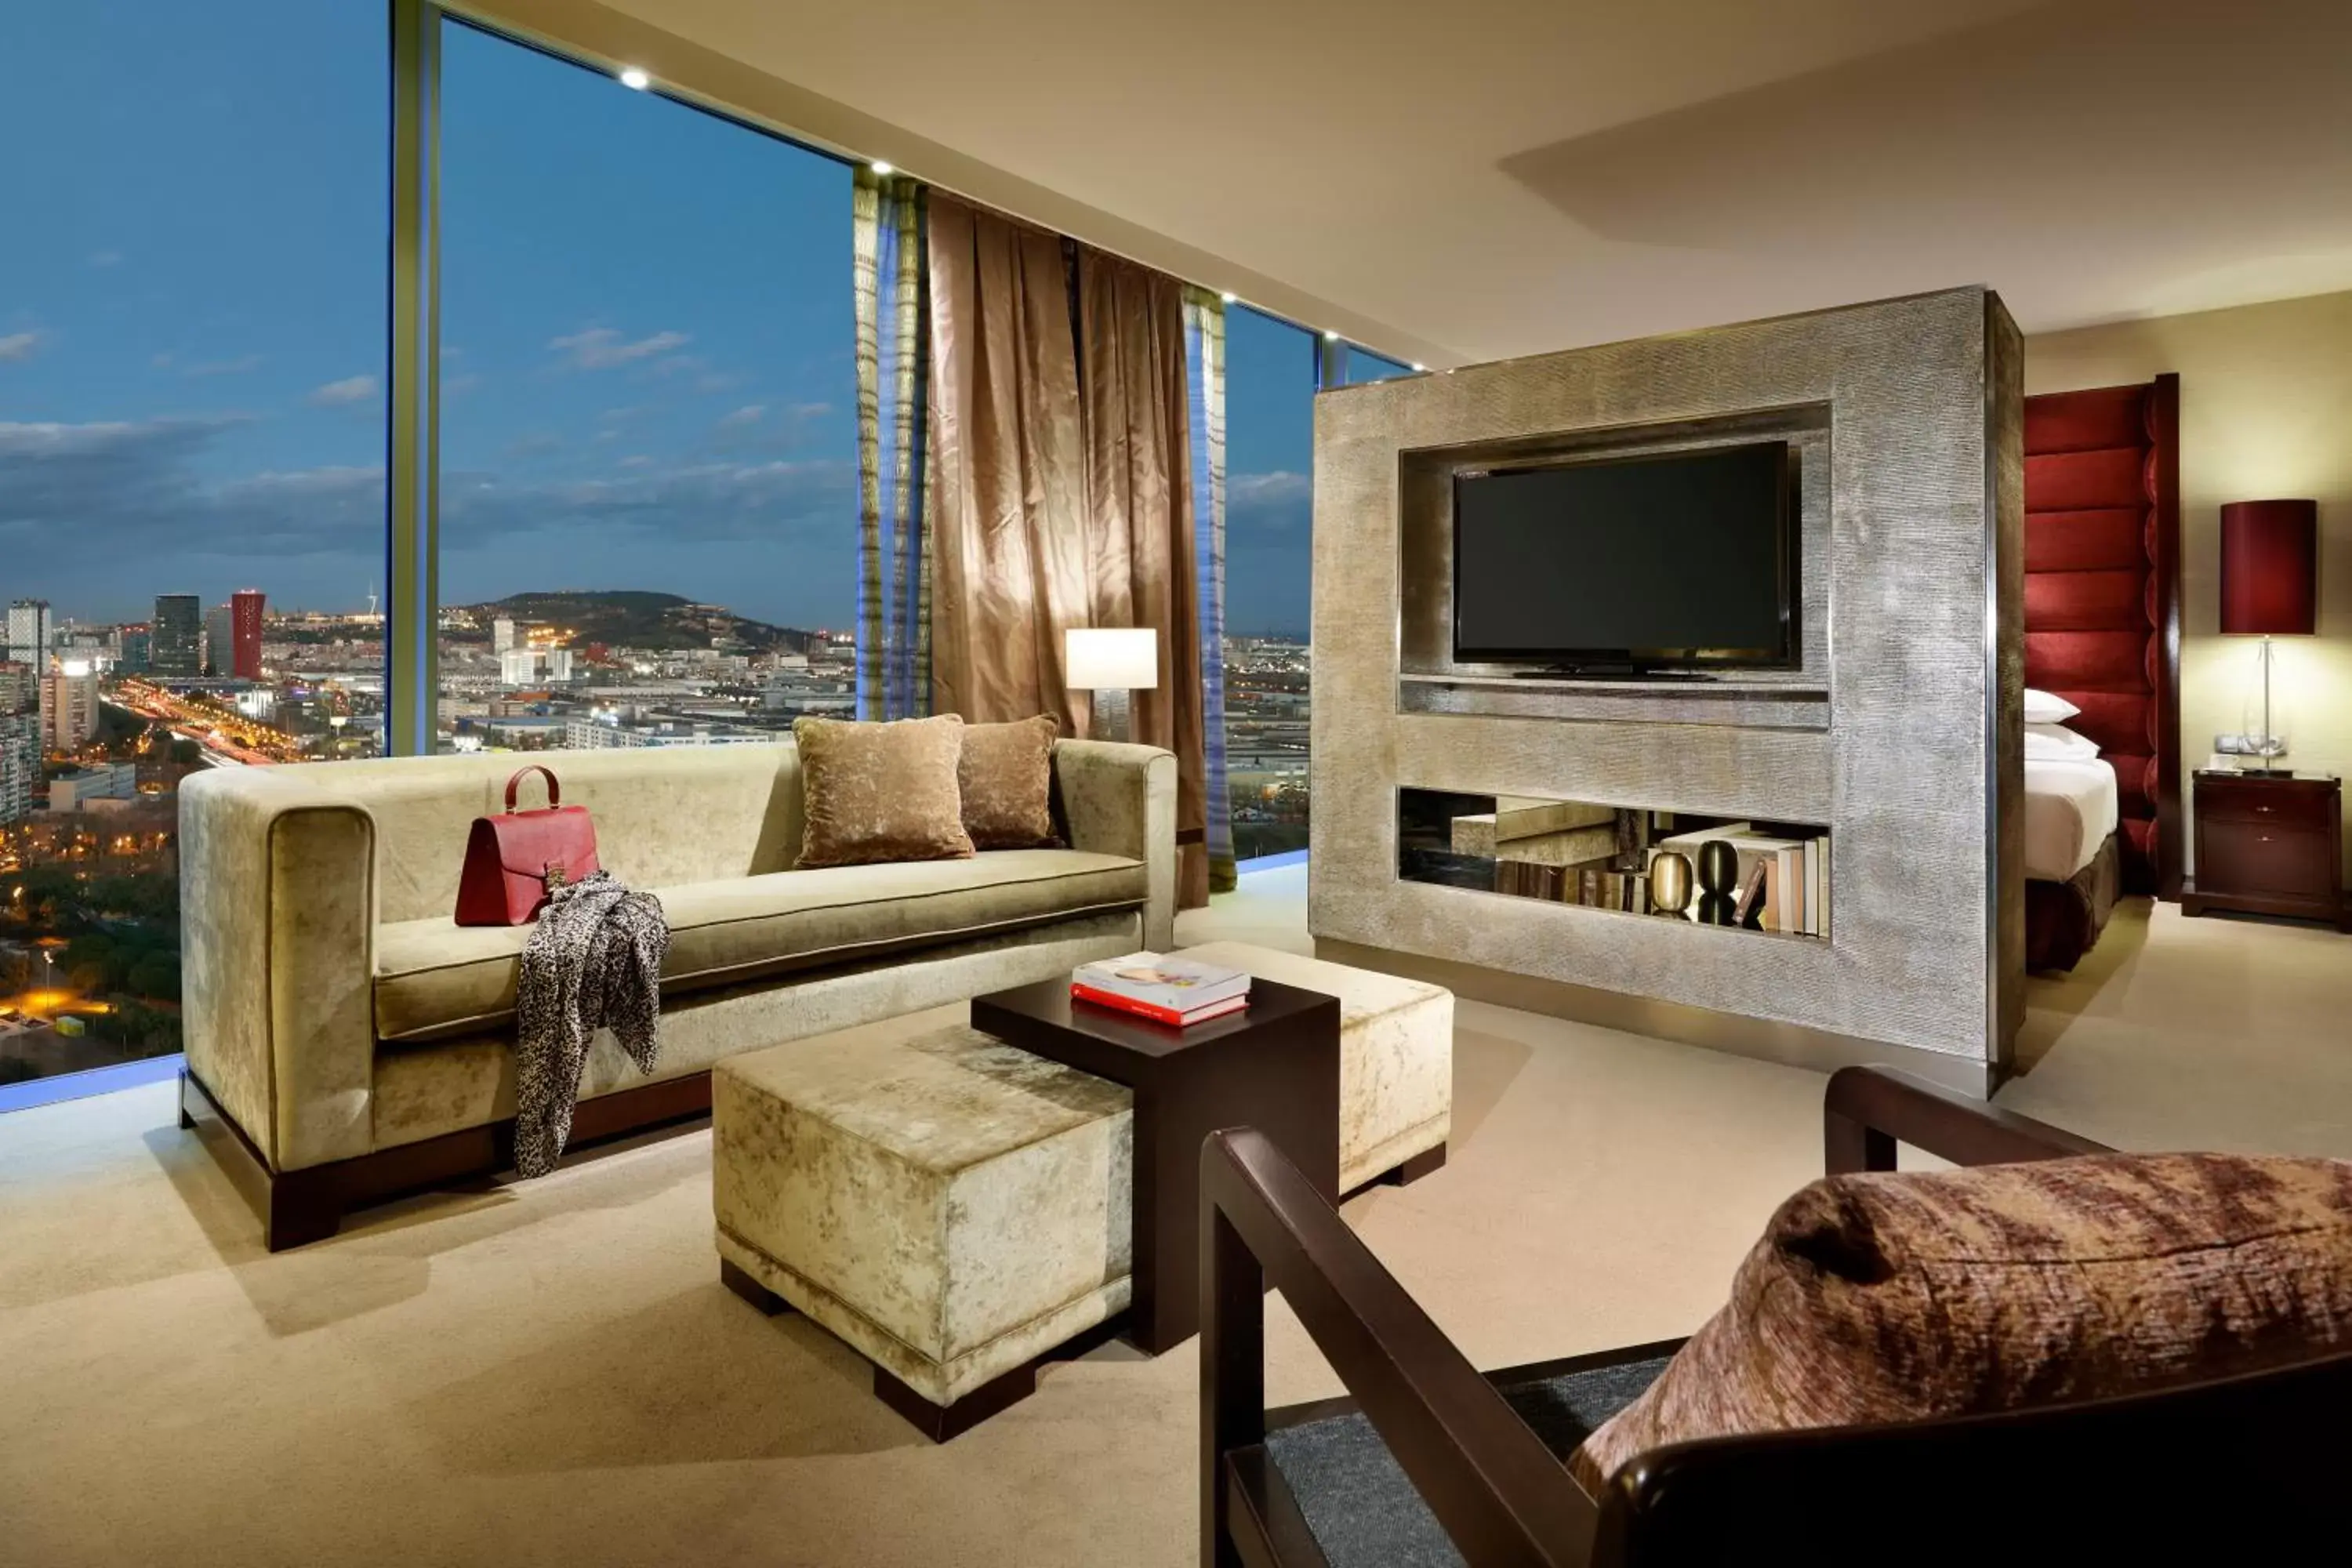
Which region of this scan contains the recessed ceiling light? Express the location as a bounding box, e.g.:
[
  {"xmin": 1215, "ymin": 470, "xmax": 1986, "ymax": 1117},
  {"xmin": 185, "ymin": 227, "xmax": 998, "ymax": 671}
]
[
  {"xmin": 1323, "ymin": 329, "xmax": 1341, "ymax": 341},
  {"xmin": 618, "ymin": 67, "xmax": 651, "ymax": 90},
  {"xmin": 1219, "ymin": 291, "xmax": 1237, "ymax": 305},
  {"xmin": 871, "ymin": 160, "xmax": 895, "ymax": 176},
  {"xmin": 1411, "ymin": 362, "xmax": 1427, "ymax": 372}
]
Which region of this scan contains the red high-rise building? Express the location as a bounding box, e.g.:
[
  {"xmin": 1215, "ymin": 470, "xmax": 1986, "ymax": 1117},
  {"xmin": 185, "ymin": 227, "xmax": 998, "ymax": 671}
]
[{"xmin": 230, "ymin": 589, "xmax": 266, "ymax": 681}]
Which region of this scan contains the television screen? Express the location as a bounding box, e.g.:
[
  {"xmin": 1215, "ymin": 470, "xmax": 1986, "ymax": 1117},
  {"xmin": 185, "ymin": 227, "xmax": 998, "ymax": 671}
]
[{"xmin": 1452, "ymin": 441, "xmax": 1795, "ymax": 670}]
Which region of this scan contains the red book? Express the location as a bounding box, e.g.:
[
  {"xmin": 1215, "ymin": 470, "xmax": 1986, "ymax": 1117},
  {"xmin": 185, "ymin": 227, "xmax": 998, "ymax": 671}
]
[{"xmin": 1070, "ymin": 983, "xmax": 1250, "ymax": 1029}]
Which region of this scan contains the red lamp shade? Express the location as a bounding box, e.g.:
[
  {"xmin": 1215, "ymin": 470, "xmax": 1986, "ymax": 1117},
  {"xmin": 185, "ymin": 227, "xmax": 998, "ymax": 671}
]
[{"xmin": 2219, "ymin": 499, "xmax": 2318, "ymax": 635}]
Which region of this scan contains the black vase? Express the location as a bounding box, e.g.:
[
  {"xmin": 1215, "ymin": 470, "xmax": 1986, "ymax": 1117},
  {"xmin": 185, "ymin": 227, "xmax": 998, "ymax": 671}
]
[{"xmin": 1696, "ymin": 840, "xmax": 1740, "ymax": 897}]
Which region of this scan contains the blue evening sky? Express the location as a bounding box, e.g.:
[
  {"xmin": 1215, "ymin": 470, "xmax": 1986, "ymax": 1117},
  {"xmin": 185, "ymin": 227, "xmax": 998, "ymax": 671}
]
[{"xmin": 1, "ymin": 1, "xmax": 1321, "ymax": 638}]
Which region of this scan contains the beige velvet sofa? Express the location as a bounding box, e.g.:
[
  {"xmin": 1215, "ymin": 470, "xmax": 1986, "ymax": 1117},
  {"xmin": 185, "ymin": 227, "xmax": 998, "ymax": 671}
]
[{"xmin": 176, "ymin": 739, "xmax": 1176, "ymax": 1248}]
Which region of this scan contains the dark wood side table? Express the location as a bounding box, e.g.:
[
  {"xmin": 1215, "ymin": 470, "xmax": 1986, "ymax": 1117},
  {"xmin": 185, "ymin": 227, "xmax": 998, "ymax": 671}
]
[
  {"xmin": 971, "ymin": 975, "xmax": 1340, "ymax": 1353},
  {"xmin": 2183, "ymin": 770, "xmax": 2348, "ymax": 931}
]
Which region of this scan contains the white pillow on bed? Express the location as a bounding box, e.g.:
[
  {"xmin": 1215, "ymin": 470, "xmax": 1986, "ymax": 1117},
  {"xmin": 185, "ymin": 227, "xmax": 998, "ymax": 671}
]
[
  {"xmin": 2025, "ymin": 722, "xmax": 2101, "ymax": 761},
  {"xmin": 2024, "ymin": 688, "xmax": 2081, "ymax": 724}
]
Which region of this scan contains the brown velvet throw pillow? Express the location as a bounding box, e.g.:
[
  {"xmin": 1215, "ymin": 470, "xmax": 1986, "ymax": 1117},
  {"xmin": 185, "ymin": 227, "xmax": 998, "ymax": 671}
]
[
  {"xmin": 958, "ymin": 715, "xmax": 1062, "ymax": 851},
  {"xmin": 792, "ymin": 714, "xmax": 975, "ymax": 869},
  {"xmin": 1570, "ymin": 1152, "xmax": 2352, "ymax": 1491}
]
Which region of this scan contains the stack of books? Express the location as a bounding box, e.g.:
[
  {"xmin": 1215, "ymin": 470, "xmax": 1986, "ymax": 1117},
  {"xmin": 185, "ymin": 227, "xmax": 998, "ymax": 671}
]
[{"xmin": 1072, "ymin": 953, "xmax": 1252, "ymax": 1027}]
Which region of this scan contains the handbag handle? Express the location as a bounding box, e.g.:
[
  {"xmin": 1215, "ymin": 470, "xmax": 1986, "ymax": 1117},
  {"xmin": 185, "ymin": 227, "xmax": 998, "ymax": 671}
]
[{"xmin": 503, "ymin": 764, "xmax": 561, "ymax": 813}]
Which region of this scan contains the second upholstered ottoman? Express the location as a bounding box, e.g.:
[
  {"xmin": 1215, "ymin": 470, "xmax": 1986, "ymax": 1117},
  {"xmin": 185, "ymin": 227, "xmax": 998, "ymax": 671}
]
[{"xmin": 1176, "ymin": 942, "xmax": 1453, "ymax": 1193}]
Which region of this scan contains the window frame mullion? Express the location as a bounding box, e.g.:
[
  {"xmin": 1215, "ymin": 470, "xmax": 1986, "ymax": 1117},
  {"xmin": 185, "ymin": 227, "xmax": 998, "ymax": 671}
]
[{"xmin": 388, "ymin": 0, "xmax": 442, "ymax": 756}]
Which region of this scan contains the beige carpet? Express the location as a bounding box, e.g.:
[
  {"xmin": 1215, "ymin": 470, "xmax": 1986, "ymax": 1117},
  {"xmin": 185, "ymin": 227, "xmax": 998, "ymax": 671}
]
[{"xmin": 2, "ymin": 869, "xmax": 2346, "ymax": 1567}]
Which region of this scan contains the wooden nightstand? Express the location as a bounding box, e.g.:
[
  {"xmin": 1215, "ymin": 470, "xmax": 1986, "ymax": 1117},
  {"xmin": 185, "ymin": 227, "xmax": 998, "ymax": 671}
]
[{"xmin": 2183, "ymin": 770, "xmax": 2348, "ymax": 931}]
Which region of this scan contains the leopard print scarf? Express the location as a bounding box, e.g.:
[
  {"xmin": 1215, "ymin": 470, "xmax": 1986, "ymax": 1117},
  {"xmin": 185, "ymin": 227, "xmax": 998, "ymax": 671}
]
[{"xmin": 514, "ymin": 870, "xmax": 669, "ymax": 1178}]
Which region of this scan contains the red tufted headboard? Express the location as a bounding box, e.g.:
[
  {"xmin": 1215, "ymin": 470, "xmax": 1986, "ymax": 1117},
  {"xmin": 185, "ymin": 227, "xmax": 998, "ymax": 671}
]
[{"xmin": 2021, "ymin": 374, "xmax": 2181, "ymax": 898}]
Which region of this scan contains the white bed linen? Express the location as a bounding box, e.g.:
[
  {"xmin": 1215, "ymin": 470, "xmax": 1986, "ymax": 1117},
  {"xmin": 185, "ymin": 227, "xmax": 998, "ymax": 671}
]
[{"xmin": 2024, "ymin": 757, "xmax": 2119, "ymax": 882}]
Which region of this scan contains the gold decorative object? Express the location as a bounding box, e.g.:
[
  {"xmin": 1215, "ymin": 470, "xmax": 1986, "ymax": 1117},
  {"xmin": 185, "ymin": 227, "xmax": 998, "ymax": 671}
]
[{"xmin": 1648, "ymin": 850, "xmax": 1693, "ymax": 917}]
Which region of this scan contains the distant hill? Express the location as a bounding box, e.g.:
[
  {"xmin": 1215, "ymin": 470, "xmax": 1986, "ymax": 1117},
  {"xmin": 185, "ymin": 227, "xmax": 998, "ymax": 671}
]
[{"xmin": 449, "ymin": 591, "xmax": 822, "ymax": 654}]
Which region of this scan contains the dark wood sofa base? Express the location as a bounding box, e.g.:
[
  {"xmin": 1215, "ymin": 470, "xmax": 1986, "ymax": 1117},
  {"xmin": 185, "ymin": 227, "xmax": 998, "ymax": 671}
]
[
  {"xmin": 720, "ymin": 1257, "xmax": 1125, "ymax": 1442},
  {"xmin": 180, "ymin": 1069, "xmax": 715, "ymax": 1252}
]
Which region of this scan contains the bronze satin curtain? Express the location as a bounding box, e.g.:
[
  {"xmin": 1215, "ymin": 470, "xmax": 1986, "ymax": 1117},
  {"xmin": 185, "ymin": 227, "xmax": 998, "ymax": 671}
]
[
  {"xmin": 926, "ymin": 196, "xmax": 1090, "ymax": 737},
  {"xmin": 927, "ymin": 194, "xmax": 1210, "ymax": 908},
  {"xmin": 1076, "ymin": 251, "xmax": 1209, "ymax": 909}
]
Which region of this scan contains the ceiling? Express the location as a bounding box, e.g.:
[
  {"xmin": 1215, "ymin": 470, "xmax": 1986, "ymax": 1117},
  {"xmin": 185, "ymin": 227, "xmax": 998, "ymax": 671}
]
[{"xmin": 527, "ymin": 0, "xmax": 2352, "ymax": 365}]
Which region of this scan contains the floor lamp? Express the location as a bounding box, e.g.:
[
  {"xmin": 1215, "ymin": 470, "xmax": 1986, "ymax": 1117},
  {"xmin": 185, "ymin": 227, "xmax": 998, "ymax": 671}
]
[
  {"xmin": 2220, "ymin": 499, "xmax": 2318, "ymax": 776},
  {"xmin": 1065, "ymin": 627, "xmax": 1158, "ymax": 744}
]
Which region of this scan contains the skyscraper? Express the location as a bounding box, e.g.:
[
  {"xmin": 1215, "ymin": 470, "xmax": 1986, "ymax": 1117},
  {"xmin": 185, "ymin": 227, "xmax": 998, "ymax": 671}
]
[
  {"xmin": 230, "ymin": 588, "xmax": 267, "ymax": 680},
  {"xmin": 492, "ymin": 617, "xmax": 519, "ymax": 653},
  {"xmin": 40, "ymin": 663, "xmax": 101, "ymax": 751},
  {"xmin": 6, "ymin": 599, "xmax": 52, "ymax": 667},
  {"xmin": 204, "ymin": 604, "xmax": 234, "ymax": 676},
  {"xmin": 0, "ymin": 713, "xmax": 37, "ymax": 826},
  {"xmin": 152, "ymin": 594, "xmax": 202, "ymax": 677}
]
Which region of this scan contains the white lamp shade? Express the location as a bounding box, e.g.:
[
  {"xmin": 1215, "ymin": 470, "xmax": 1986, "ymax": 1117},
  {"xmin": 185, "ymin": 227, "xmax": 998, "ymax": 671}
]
[{"xmin": 1064, "ymin": 626, "xmax": 1159, "ymax": 691}]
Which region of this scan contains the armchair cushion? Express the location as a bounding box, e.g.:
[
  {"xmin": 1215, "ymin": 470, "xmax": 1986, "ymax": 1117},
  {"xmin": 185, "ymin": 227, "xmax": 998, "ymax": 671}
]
[{"xmin": 1571, "ymin": 1152, "xmax": 2352, "ymax": 1489}]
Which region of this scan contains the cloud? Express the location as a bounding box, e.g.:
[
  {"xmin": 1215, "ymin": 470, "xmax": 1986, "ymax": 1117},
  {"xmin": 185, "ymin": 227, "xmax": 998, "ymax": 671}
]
[
  {"xmin": 506, "ymin": 431, "xmax": 564, "ymax": 459},
  {"xmin": 0, "ymin": 417, "xmax": 383, "ymax": 557},
  {"xmin": 717, "ymin": 404, "xmax": 766, "ymax": 430},
  {"xmin": 2, "ymin": 416, "xmax": 852, "ymax": 586},
  {"xmin": 549, "ymin": 327, "xmax": 691, "ymax": 371},
  {"xmin": 444, "ymin": 372, "xmax": 481, "ymax": 397},
  {"xmin": 1227, "ymin": 470, "xmax": 1311, "ymax": 529},
  {"xmin": 0, "ymin": 332, "xmax": 45, "ymax": 364},
  {"xmin": 89, "ymin": 250, "xmax": 123, "ymax": 268},
  {"xmin": 443, "ymin": 456, "xmax": 855, "ymax": 545},
  {"xmin": 308, "ymin": 374, "xmax": 379, "ymax": 407}
]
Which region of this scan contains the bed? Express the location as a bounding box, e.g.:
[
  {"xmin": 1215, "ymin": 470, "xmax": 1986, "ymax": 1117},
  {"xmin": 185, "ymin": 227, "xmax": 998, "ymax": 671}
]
[
  {"xmin": 2020, "ymin": 375, "xmax": 2180, "ymax": 971},
  {"xmin": 2024, "ymin": 759, "xmax": 2121, "ymax": 974}
]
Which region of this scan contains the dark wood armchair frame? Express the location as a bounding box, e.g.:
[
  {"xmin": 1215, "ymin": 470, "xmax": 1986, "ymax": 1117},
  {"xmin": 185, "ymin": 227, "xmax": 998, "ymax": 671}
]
[{"xmin": 1202, "ymin": 1065, "xmax": 2352, "ymax": 1567}]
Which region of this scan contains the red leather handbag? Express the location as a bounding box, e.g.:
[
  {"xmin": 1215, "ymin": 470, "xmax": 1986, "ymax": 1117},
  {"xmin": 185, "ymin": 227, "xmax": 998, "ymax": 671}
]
[{"xmin": 455, "ymin": 765, "xmax": 602, "ymax": 926}]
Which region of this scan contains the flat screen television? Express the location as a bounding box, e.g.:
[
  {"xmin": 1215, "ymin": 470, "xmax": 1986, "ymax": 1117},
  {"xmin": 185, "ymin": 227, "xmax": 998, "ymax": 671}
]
[{"xmin": 1452, "ymin": 441, "xmax": 1796, "ymax": 673}]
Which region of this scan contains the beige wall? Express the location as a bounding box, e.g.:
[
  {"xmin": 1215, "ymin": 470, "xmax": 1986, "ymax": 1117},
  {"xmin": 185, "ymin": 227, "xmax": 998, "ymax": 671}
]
[{"xmin": 2027, "ymin": 289, "xmax": 2352, "ymax": 885}]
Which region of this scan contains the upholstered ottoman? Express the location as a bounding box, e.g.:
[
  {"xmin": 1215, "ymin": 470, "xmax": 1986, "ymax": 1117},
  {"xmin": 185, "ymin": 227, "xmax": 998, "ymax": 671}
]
[
  {"xmin": 713, "ymin": 1022, "xmax": 1133, "ymax": 1439},
  {"xmin": 1178, "ymin": 942, "xmax": 1453, "ymax": 1193}
]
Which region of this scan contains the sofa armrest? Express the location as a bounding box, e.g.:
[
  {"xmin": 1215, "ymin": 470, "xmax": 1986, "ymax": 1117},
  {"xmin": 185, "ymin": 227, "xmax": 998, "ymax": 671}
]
[
  {"xmin": 180, "ymin": 768, "xmax": 379, "ymax": 1172},
  {"xmin": 1053, "ymin": 740, "xmax": 1177, "ymax": 950}
]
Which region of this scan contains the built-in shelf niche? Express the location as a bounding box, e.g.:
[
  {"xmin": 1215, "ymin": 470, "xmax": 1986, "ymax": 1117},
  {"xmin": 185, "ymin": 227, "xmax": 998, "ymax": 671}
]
[
  {"xmin": 1395, "ymin": 403, "xmax": 1832, "ymax": 730},
  {"xmin": 1398, "ymin": 786, "xmax": 1831, "ymax": 942}
]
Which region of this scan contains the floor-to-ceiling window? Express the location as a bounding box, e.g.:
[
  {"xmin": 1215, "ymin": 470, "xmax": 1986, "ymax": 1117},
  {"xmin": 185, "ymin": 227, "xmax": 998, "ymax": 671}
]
[
  {"xmin": 1341, "ymin": 343, "xmax": 1417, "ymax": 384},
  {"xmin": 1221, "ymin": 307, "xmax": 1319, "ymax": 862},
  {"xmin": 434, "ymin": 22, "xmax": 857, "ymax": 753},
  {"xmin": 0, "ymin": 0, "xmax": 385, "ymax": 1094}
]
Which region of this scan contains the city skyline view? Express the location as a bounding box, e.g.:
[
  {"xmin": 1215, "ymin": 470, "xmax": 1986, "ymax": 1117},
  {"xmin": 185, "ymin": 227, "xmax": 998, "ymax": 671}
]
[
  {"xmin": 2, "ymin": 2, "xmax": 1320, "ymax": 637},
  {"xmin": 2, "ymin": 0, "xmax": 1333, "ymax": 1093}
]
